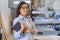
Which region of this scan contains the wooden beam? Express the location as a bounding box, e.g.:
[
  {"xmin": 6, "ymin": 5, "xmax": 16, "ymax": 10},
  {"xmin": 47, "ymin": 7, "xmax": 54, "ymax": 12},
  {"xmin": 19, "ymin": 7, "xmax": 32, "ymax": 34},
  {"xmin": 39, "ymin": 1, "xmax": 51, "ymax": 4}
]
[{"xmin": 0, "ymin": 10, "xmax": 15, "ymax": 40}]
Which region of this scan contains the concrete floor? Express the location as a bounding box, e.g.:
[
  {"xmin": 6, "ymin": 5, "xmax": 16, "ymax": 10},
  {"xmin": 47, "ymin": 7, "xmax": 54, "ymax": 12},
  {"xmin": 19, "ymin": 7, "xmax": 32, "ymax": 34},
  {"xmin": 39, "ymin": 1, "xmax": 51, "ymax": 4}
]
[{"xmin": 34, "ymin": 35, "xmax": 60, "ymax": 40}]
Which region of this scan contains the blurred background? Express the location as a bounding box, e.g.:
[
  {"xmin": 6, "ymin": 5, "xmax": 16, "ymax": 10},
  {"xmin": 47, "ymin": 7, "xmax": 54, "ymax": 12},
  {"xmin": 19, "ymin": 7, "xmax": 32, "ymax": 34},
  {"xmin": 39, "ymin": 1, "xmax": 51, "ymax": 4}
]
[{"xmin": 0, "ymin": 0, "xmax": 60, "ymax": 40}]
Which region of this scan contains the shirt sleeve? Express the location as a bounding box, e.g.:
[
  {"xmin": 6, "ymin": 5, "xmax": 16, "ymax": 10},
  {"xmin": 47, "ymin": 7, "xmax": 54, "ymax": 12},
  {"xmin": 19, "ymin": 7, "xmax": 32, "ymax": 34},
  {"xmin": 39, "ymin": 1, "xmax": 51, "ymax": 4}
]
[
  {"xmin": 12, "ymin": 18, "xmax": 21, "ymax": 39},
  {"xmin": 29, "ymin": 17, "xmax": 38, "ymax": 34},
  {"xmin": 32, "ymin": 21, "xmax": 38, "ymax": 34}
]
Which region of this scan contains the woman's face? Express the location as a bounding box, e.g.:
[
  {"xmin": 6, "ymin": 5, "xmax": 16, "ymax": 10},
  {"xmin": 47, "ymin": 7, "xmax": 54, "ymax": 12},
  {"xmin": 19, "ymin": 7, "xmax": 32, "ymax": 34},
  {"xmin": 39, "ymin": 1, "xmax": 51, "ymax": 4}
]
[{"xmin": 19, "ymin": 4, "xmax": 29, "ymax": 17}]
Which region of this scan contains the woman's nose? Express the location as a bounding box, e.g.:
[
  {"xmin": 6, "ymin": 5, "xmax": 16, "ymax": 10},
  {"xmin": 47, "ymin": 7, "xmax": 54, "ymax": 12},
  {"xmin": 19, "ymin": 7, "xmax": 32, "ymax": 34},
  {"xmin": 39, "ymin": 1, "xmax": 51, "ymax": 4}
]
[
  {"xmin": 24, "ymin": 8, "xmax": 28, "ymax": 11},
  {"xmin": 25, "ymin": 8, "xmax": 27, "ymax": 11}
]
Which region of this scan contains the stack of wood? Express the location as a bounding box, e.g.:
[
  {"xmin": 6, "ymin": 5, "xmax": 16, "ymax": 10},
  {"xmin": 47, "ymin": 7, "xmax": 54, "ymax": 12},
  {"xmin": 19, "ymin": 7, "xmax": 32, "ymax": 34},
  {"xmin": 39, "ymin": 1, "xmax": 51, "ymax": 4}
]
[{"xmin": 0, "ymin": 10, "xmax": 15, "ymax": 40}]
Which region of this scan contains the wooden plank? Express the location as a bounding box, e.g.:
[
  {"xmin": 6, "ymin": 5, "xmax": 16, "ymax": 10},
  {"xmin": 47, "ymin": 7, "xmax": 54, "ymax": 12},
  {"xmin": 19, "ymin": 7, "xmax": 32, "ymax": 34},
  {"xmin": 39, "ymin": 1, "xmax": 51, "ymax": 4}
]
[
  {"xmin": 0, "ymin": 10, "xmax": 15, "ymax": 40},
  {"xmin": 0, "ymin": 10, "xmax": 7, "ymax": 40}
]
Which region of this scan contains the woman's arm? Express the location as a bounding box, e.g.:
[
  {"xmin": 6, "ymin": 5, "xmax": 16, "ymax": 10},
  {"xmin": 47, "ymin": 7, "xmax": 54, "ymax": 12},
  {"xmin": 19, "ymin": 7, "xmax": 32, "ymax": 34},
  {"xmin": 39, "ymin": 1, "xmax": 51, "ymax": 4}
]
[
  {"xmin": 26, "ymin": 27, "xmax": 36, "ymax": 34},
  {"xmin": 13, "ymin": 19, "xmax": 26, "ymax": 36},
  {"xmin": 29, "ymin": 17, "xmax": 38, "ymax": 34},
  {"xmin": 30, "ymin": 28, "xmax": 36, "ymax": 34},
  {"xmin": 19, "ymin": 22, "xmax": 26, "ymax": 35}
]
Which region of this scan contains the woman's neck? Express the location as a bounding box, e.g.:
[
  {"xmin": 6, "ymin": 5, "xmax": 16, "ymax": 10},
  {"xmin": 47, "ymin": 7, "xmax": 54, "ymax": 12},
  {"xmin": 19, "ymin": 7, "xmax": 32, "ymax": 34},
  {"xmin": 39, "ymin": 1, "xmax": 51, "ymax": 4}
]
[
  {"xmin": 23, "ymin": 15, "xmax": 27, "ymax": 18},
  {"xmin": 22, "ymin": 15, "xmax": 28, "ymax": 18}
]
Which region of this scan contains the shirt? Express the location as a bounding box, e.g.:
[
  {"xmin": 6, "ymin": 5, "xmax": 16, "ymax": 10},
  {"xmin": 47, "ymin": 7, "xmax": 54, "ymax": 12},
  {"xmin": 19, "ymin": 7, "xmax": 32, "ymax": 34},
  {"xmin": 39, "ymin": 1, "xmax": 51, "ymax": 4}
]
[{"xmin": 12, "ymin": 15, "xmax": 37, "ymax": 40}]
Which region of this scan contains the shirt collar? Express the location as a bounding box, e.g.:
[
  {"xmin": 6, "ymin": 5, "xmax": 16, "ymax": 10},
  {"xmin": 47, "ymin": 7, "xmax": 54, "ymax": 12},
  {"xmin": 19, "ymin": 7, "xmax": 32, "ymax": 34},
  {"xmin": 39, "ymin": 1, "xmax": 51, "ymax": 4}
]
[
  {"xmin": 18, "ymin": 15, "xmax": 30, "ymax": 20},
  {"xmin": 19, "ymin": 15, "xmax": 24, "ymax": 19}
]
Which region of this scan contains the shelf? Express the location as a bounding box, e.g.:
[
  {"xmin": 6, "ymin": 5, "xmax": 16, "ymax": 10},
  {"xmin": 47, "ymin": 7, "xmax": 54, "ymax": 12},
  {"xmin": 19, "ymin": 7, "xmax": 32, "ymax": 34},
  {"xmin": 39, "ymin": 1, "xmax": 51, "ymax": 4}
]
[
  {"xmin": 34, "ymin": 19, "xmax": 60, "ymax": 24},
  {"xmin": 37, "ymin": 27, "xmax": 55, "ymax": 32},
  {"xmin": 34, "ymin": 35, "xmax": 60, "ymax": 40},
  {"xmin": 32, "ymin": 11, "xmax": 53, "ymax": 14},
  {"xmin": 32, "ymin": 11, "xmax": 46, "ymax": 14}
]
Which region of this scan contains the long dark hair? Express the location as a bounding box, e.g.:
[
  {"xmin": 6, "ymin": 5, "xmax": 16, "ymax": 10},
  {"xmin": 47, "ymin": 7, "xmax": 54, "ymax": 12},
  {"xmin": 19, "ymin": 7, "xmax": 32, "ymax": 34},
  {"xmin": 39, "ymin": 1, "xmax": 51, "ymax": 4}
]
[{"xmin": 14, "ymin": 1, "xmax": 29, "ymax": 18}]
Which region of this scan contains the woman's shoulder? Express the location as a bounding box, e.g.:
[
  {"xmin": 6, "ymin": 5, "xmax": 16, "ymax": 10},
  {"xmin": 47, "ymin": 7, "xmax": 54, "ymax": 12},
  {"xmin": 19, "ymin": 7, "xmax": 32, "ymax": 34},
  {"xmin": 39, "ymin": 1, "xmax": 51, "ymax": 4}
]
[
  {"xmin": 13, "ymin": 17, "xmax": 19, "ymax": 22},
  {"xmin": 27, "ymin": 16, "xmax": 31, "ymax": 19},
  {"xmin": 28, "ymin": 16, "xmax": 32, "ymax": 20},
  {"xmin": 13, "ymin": 15, "xmax": 23, "ymax": 25},
  {"xmin": 13, "ymin": 17, "xmax": 20, "ymax": 25}
]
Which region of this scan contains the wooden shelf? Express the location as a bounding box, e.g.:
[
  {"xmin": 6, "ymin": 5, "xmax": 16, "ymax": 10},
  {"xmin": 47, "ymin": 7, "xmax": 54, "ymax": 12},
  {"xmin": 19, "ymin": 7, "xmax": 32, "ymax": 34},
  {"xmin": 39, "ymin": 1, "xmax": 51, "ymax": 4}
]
[
  {"xmin": 32, "ymin": 11, "xmax": 53, "ymax": 14},
  {"xmin": 34, "ymin": 19, "xmax": 60, "ymax": 24}
]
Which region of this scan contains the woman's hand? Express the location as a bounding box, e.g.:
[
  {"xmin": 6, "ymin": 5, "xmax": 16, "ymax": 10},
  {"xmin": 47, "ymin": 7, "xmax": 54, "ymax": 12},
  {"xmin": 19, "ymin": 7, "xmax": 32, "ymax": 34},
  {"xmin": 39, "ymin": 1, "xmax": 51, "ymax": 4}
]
[
  {"xmin": 25, "ymin": 28, "xmax": 31, "ymax": 32},
  {"xmin": 30, "ymin": 28, "xmax": 36, "ymax": 34},
  {"xmin": 26, "ymin": 27, "xmax": 36, "ymax": 34},
  {"xmin": 19, "ymin": 22, "xmax": 26, "ymax": 34}
]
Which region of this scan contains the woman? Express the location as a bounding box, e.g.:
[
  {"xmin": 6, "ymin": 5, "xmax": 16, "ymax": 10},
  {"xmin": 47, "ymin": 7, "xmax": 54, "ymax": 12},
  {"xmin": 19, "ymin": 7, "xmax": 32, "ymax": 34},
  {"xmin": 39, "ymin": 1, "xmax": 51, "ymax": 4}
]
[{"xmin": 13, "ymin": 1, "xmax": 37, "ymax": 40}]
